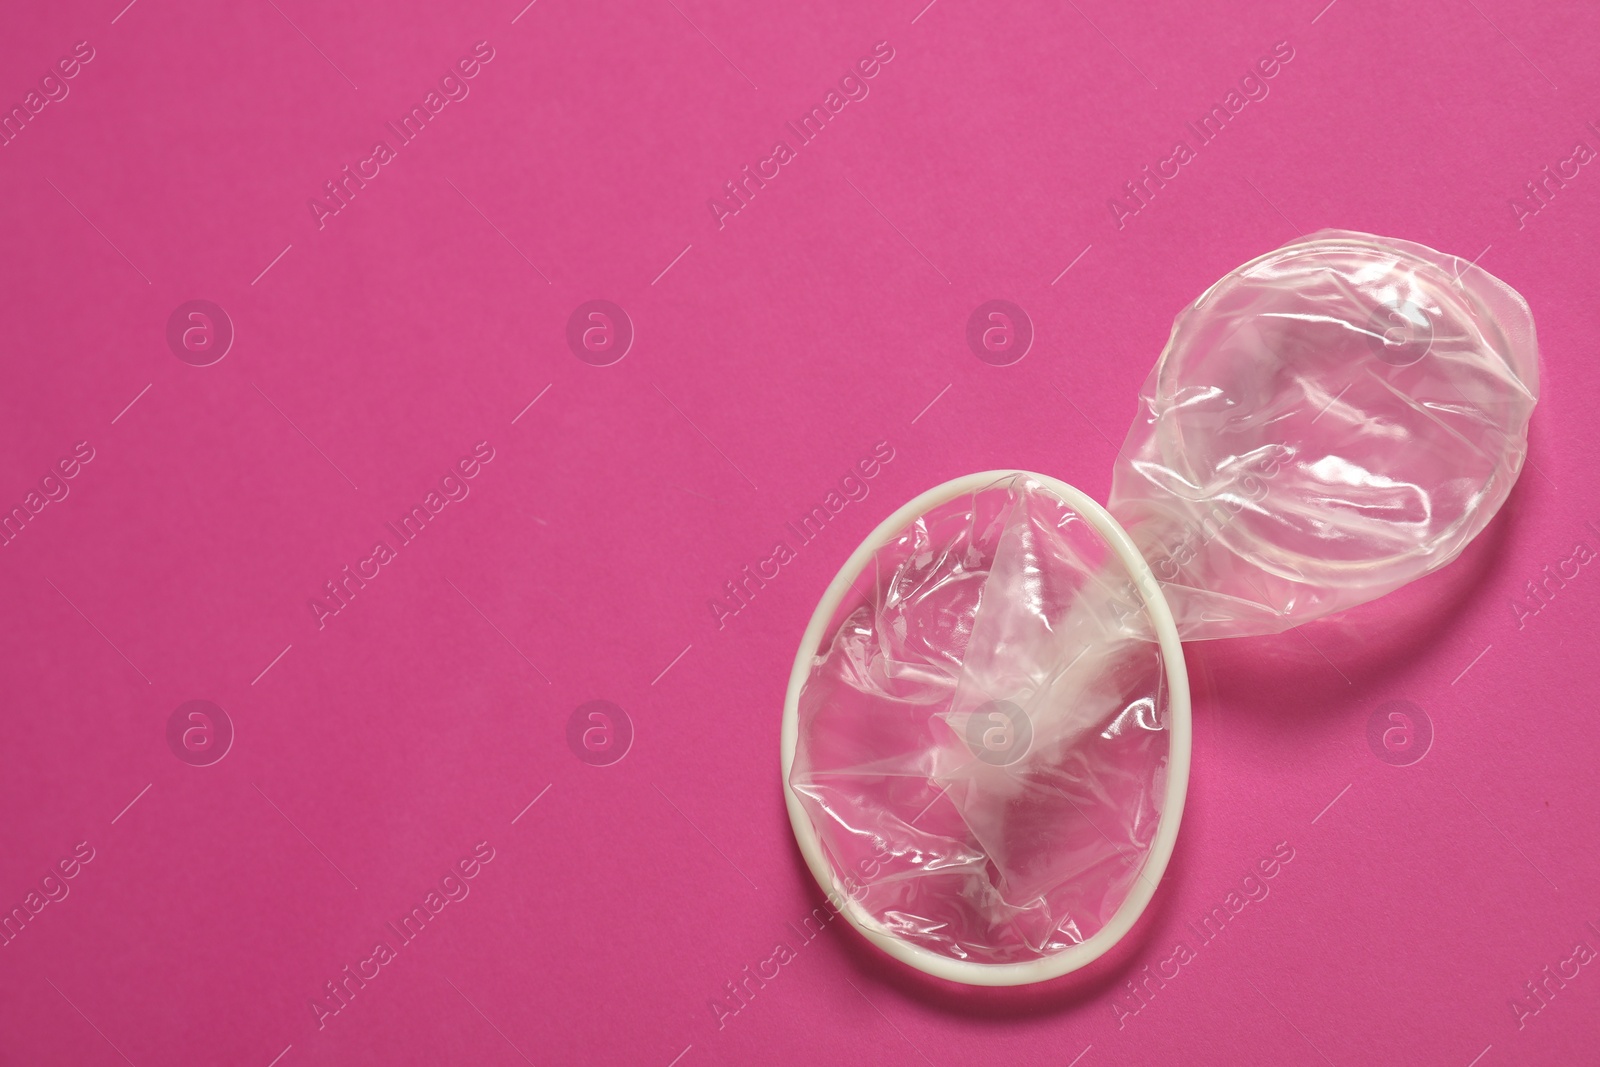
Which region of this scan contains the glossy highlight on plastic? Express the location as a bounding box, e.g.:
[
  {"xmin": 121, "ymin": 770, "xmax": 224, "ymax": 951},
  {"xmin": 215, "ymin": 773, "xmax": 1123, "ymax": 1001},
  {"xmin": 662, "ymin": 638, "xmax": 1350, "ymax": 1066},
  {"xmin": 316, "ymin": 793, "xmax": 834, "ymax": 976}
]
[{"xmin": 783, "ymin": 231, "xmax": 1539, "ymax": 985}]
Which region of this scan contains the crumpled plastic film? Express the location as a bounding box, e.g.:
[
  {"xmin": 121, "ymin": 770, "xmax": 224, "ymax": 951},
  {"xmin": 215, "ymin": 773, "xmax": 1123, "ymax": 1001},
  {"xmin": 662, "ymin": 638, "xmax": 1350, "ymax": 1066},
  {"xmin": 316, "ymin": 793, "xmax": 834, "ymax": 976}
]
[
  {"xmin": 785, "ymin": 230, "xmax": 1539, "ymax": 977},
  {"xmin": 1109, "ymin": 230, "xmax": 1539, "ymax": 639},
  {"xmin": 789, "ymin": 475, "xmax": 1170, "ymax": 964}
]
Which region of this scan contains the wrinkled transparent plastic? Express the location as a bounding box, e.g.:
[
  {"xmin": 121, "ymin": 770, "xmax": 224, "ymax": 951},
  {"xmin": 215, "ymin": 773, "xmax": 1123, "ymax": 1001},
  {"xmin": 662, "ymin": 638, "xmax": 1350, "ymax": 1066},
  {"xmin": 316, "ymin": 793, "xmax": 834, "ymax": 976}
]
[
  {"xmin": 789, "ymin": 476, "xmax": 1172, "ymax": 965},
  {"xmin": 1110, "ymin": 230, "xmax": 1539, "ymax": 639},
  {"xmin": 785, "ymin": 231, "xmax": 1539, "ymax": 980}
]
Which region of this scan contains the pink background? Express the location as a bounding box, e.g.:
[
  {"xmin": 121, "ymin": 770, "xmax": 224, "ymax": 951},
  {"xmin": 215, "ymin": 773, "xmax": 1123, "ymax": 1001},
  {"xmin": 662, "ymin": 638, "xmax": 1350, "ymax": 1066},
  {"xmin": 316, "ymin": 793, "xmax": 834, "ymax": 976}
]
[{"xmin": 2, "ymin": 0, "xmax": 1597, "ymax": 1064}]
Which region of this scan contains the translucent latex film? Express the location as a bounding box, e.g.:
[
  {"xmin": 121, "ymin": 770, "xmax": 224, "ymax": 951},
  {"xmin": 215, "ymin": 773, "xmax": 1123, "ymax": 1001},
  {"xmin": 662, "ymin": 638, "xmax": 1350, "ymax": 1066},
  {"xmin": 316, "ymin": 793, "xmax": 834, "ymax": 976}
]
[
  {"xmin": 1109, "ymin": 229, "xmax": 1540, "ymax": 639},
  {"xmin": 785, "ymin": 230, "xmax": 1539, "ymax": 982},
  {"xmin": 789, "ymin": 476, "xmax": 1172, "ymax": 965}
]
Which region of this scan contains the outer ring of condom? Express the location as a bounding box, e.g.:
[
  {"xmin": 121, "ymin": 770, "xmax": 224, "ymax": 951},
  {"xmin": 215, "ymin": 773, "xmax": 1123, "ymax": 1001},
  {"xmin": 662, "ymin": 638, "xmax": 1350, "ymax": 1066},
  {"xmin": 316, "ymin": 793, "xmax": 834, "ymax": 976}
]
[{"xmin": 780, "ymin": 470, "xmax": 1192, "ymax": 986}]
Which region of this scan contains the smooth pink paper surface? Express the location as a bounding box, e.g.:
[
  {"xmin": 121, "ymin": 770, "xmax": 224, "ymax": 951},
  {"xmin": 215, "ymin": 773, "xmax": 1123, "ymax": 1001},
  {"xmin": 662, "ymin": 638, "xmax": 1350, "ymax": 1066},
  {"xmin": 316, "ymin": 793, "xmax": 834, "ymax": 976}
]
[{"xmin": 1, "ymin": 2, "xmax": 1596, "ymax": 1065}]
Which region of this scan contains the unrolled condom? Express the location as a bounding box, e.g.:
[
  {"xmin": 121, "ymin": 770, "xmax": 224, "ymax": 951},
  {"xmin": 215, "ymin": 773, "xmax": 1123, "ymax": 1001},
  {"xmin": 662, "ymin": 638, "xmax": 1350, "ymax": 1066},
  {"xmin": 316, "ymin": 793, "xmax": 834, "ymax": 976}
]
[{"xmin": 781, "ymin": 231, "xmax": 1539, "ymax": 985}]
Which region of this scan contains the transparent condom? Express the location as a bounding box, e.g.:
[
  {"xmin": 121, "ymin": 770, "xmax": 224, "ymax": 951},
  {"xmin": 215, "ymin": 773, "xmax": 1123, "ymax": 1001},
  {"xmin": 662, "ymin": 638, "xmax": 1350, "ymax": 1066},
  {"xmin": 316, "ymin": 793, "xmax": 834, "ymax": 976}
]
[{"xmin": 781, "ymin": 231, "xmax": 1539, "ymax": 985}]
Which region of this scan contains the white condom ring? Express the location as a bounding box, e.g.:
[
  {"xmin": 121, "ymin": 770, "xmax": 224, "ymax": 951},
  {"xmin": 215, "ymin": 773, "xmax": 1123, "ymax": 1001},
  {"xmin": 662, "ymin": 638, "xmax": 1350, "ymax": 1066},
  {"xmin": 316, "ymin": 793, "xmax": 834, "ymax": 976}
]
[{"xmin": 780, "ymin": 470, "xmax": 1192, "ymax": 986}]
